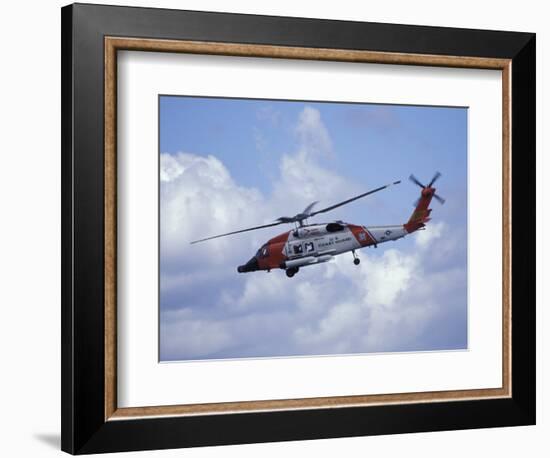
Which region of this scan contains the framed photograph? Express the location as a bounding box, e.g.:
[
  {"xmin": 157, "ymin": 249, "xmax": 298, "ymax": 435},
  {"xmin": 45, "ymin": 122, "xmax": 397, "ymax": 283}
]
[{"xmin": 61, "ymin": 3, "xmax": 535, "ymax": 454}]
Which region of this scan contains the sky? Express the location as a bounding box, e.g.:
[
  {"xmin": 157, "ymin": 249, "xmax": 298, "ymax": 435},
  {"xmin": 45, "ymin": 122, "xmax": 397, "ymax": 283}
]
[{"xmin": 159, "ymin": 95, "xmax": 468, "ymax": 362}]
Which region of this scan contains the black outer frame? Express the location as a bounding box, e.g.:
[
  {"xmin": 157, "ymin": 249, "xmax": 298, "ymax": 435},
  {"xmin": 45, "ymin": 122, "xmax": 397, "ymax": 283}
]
[{"xmin": 61, "ymin": 3, "xmax": 535, "ymax": 455}]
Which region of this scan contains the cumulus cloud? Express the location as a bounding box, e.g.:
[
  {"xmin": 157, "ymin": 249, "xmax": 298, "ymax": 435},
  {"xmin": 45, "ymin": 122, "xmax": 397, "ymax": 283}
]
[
  {"xmin": 415, "ymin": 221, "xmax": 446, "ymax": 248},
  {"xmin": 270, "ymin": 106, "xmax": 365, "ymax": 219},
  {"xmin": 159, "ymin": 152, "xmax": 265, "ymax": 269},
  {"xmin": 292, "ymin": 247, "xmax": 442, "ymax": 354},
  {"xmin": 161, "ymin": 308, "xmax": 234, "ymax": 359},
  {"xmin": 295, "ymin": 106, "xmax": 333, "ymax": 159},
  {"xmin": 159, "ymin": 106, "xmax": 467, "ymax": 361}
]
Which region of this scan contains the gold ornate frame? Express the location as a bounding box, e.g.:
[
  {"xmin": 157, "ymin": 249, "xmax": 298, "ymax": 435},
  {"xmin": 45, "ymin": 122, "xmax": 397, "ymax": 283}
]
[{"xmin": 103, "ymin": 37, "xmax": 511, "ymax": 421}]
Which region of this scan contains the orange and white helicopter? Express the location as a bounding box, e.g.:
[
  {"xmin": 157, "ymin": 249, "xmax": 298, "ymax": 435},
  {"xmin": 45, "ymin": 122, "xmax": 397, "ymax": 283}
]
[{"xmin": 191, "ymin": 173, "xmax": 445, "ymax": 278}]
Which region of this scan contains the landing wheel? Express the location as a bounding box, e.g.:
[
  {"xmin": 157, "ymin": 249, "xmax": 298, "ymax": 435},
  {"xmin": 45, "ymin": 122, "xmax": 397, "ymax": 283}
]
[
  {"xmin": 286, "ymin": 267, "xmax": 299, "ymax": 278},
  {"xmin": 353, "ymin": 258, "xmax": 360, "ymax": 266}
]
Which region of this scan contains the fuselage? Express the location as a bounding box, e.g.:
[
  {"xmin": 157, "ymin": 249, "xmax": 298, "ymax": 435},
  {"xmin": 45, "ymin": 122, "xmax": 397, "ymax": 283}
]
[{"xmin": 237, "ymin": 221, "xmax": 408, "ymax": 273}]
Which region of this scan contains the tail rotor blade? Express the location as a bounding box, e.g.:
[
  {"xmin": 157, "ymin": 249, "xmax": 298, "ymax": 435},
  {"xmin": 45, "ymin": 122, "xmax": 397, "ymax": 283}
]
[
  {"xmin": 433, "ymin": 193, "xmax": 446, "ymax": 204},
  {"xmin": 428, "ymin": 171, "xmax": 442, "ymax": 187},
  {"xmin": 409, "ymin": 174, "xmax": 426, "ymax": 189}
]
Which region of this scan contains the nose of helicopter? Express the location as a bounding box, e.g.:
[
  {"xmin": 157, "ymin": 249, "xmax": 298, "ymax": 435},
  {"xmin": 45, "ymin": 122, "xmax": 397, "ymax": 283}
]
[{"xmin": 237, "ymin": 256, "xmax": 259, "ymax": 273}]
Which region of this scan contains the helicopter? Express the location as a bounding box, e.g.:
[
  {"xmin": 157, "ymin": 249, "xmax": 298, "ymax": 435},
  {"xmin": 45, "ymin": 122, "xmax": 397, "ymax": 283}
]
[{"xmin": 191, "ymin": 172, "xmax": 445, "ymax": 278}]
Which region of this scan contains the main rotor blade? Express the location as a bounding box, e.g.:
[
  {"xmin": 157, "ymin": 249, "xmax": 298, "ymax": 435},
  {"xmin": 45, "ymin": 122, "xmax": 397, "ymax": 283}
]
[
  {"xmin": 190, "ymin": 221, "xmax": 285, "ymax": 244},
  {"xmin": 409, "ymin": 174, "xmax": 425, "ymax": 189},
  {"xmin": 302, "ymin": 201, "xmax": 319, "ymax": 216},
  {"xmin": 309, "ymin": 180, "xmax": 401, "ymax": 217},
  {"xmin": 275, "ymin": 216, "xmax": 296, "ymax": 223},
  {"xmin": 428, "ymin": 171, "xmax": 442, "ymax": 187}
]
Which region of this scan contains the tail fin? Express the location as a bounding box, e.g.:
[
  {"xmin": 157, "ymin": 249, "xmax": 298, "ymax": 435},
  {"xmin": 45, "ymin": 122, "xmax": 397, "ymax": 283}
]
[
  {"xmin": 405, "ymin": 172, "xmax": 445, "ymax": 233},
  {"xmin": 404, "ymin": 191, "xmax": 433, "ymax": 233}
]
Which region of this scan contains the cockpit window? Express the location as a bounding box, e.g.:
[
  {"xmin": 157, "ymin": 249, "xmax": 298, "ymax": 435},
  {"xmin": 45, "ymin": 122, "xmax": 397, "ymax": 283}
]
[{"xmin": 257, "ymin": 245, "xmax": 269, "ymax": 258}]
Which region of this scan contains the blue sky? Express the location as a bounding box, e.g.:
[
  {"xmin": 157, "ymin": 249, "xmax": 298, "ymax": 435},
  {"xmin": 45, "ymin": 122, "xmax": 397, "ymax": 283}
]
[{"xmin": 159, "ymin": 95, "xmax": 468, "ymax": 361}]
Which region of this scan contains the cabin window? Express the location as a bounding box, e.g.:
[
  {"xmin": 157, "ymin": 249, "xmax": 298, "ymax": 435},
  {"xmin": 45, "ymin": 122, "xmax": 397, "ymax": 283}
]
[
  {"xmin": 293, "ymin": 244, "xmax": 303, "ymax": 255},
  {"xmin": 305, "ymin": 242, "xmax": 314, "ymax": 253}
]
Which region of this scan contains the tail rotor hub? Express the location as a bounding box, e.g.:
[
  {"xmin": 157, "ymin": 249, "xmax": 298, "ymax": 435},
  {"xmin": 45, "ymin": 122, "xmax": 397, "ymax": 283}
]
[{"xmin": 409, "ymin": 172, "xmax": 446, "ymax": 205}]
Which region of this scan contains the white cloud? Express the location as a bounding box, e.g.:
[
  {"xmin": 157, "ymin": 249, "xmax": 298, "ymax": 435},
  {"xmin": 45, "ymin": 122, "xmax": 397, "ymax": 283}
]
[
  {"xmin": 161, "ymin": 308, "xmax": 234, "ymax": 359},
  {"xmin": 271, "ymin": 106, "xmax": 363, "ymax": 218},
  {"xmin": 295, "ymin": 106, "xmax": 333, "ymax": 159},
  {"xmin": 293, "ymin": 248, "xmax": 419, "ymax": 351},
  {"xmin": 274, "ymin": 150, "xmax": 356, "ymax": 209},
  {"xmin": 160, "ymin": 152, "xmax": 265, "ymax": 268},
  {"xmin": 415, "ymin": 221, "xmax": 446, "ymax": 248},
  {"xmin": 362, "ymin": 249, "xmax": 416, "ymax": 306},
  {"xmin": 294, "ymin": 302, "xmax": 363, "ymax": 353},
  {"xmin": 223, "ymin": 273, "xmax": 291, "ymax": 312}
]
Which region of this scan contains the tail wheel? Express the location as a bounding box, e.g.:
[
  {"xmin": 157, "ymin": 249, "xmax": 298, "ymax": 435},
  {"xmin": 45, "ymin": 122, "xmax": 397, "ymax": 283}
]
[{"xmin": 353, "ymin": 258, "xmax": 360, "ymax": 266}]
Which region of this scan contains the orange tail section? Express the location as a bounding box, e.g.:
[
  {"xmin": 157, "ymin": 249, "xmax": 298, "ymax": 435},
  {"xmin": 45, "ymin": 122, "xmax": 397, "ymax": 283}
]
[{"xmin": 404, "ymin": 189, "xmax": 434, "ymax": 233}]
